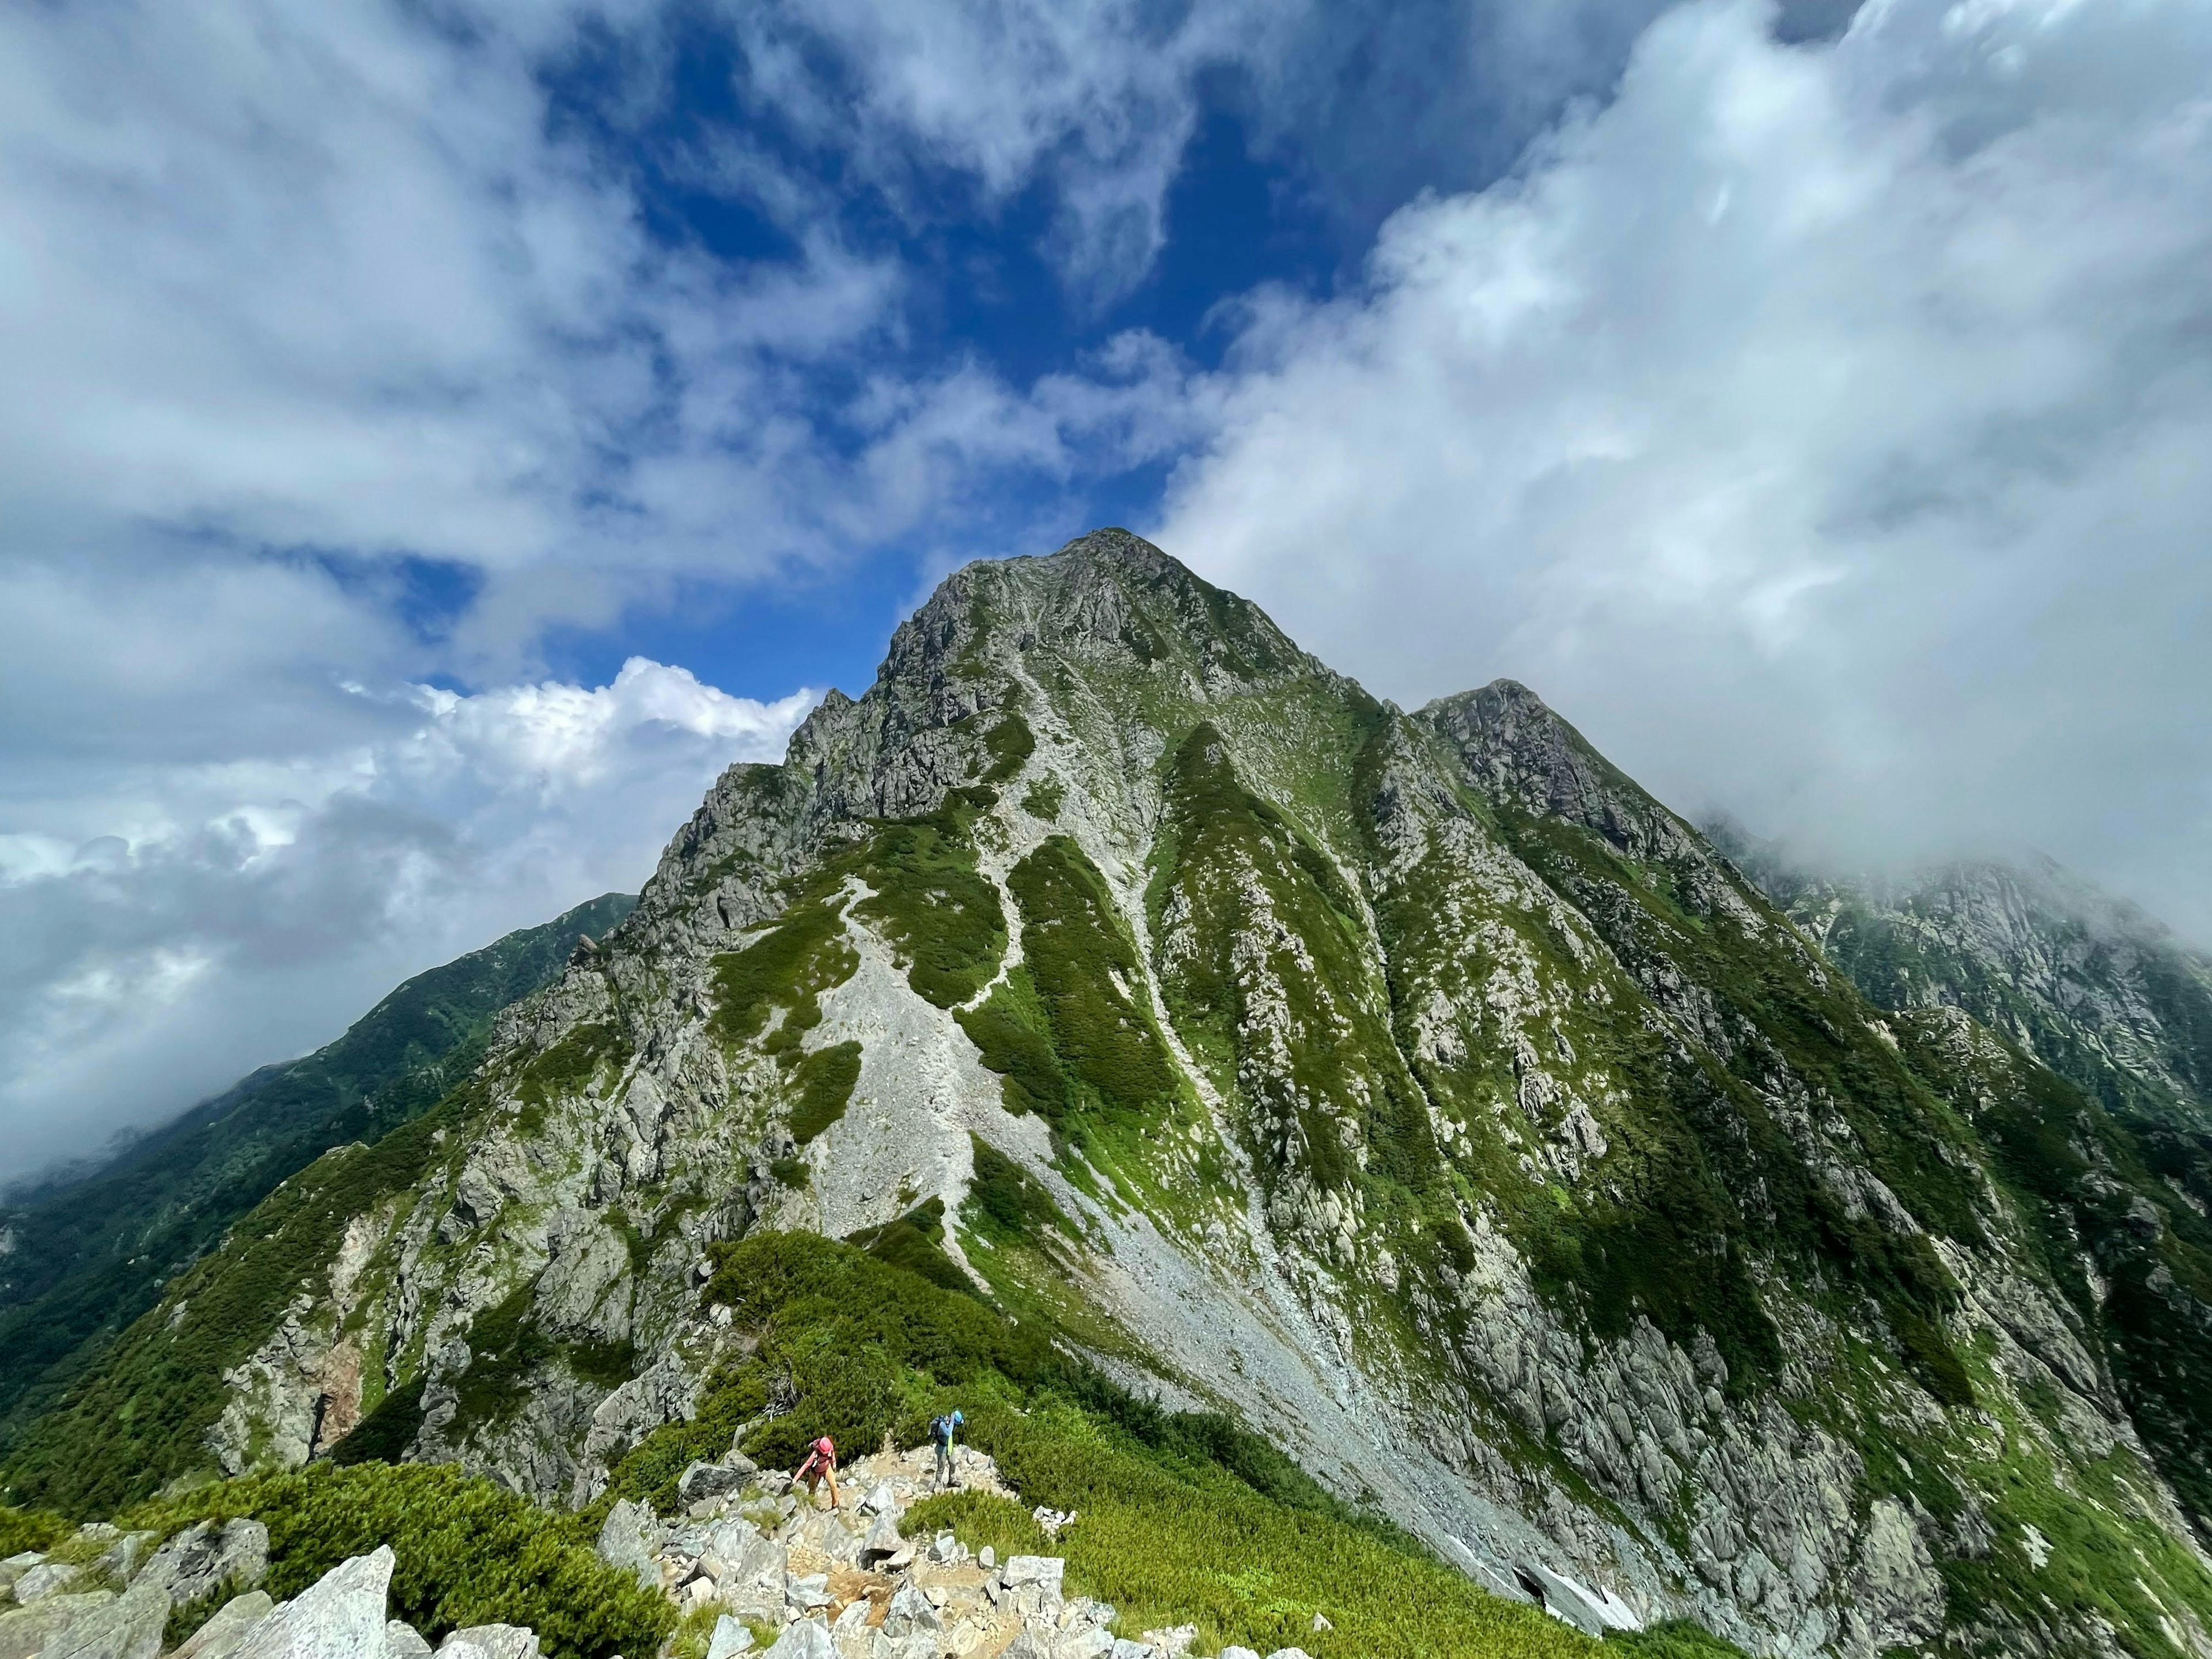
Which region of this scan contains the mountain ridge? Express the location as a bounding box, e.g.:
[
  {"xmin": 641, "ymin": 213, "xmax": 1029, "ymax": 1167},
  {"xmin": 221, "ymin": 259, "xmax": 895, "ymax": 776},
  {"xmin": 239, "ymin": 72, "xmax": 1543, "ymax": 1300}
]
[
  {"xmin": 7, "ymin": 531, "xmax": 2210, "ymax": 1659},
  {"xmin": 0, "ymin": 890, "xmax": 637, "ymax": 1460}
]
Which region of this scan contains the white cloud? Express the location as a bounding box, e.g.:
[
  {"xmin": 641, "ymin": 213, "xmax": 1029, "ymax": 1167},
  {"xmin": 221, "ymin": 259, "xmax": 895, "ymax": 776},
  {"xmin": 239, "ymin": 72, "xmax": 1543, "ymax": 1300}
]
[
  {"xmin": 0, "ymin": 660, "xmax": 813, "ymax": 1186},
  {"xmin": 1161, "ymin": 0, "xmax": 2212, "ymax": 938}
]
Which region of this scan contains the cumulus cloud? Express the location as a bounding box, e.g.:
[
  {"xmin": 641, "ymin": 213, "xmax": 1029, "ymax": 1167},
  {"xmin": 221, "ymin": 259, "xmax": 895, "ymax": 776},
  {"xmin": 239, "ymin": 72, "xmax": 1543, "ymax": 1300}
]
[
  {"xmin": 1161, "ymin": 0, "xmax": 2212, "ymax": 937},
  {"xmin": 0, "ymin": 661, "xmax": 813, "ymax": 1185}
]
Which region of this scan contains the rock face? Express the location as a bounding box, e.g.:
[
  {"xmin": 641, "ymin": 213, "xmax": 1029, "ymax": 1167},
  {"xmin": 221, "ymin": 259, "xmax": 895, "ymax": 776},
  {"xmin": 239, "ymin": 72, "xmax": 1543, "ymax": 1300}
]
[
  {"xmin": 22, "ymin": 530, "xmax": 2212, "ymax": 1658},
  {"xmin": 233, "ymin": 1546, "xmax": 394, "ymax": 1659}
]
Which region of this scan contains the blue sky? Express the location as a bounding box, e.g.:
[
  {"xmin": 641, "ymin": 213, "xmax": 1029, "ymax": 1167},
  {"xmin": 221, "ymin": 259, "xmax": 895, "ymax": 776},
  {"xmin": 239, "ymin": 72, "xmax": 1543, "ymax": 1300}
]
[{"xmin": 4, "ymin": 0, "xmax": 2211, "ymax": 1179}]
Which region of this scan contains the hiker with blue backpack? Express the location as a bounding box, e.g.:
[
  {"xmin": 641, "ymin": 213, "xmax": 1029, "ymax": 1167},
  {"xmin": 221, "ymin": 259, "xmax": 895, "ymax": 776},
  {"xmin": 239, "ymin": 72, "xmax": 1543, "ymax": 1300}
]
[{"xmin": 930, "ymin": 1408, "xmax": 964, "ymax": 1490}]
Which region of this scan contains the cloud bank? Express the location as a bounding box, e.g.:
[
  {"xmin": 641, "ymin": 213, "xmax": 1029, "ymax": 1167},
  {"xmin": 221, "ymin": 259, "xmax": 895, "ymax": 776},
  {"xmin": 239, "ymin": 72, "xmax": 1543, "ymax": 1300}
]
[
  {"xmin": 1163, "ymin": 0, "xmax": 2212, "ymax": 936},
  {"xmin": 0, "ymin": 662, "xmax": 812, "ymax": 1185}
]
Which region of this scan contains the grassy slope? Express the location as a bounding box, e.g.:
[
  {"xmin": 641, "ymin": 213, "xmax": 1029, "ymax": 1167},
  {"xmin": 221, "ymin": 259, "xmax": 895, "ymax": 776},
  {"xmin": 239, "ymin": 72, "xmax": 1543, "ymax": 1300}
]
[
  {"xmin": 607, "ymin": 1229, "xmax": 1609, "ymax": 1659},
  {"xmin": 0, "ymin": 893, "xmax": 635, "ymax": 1460}
]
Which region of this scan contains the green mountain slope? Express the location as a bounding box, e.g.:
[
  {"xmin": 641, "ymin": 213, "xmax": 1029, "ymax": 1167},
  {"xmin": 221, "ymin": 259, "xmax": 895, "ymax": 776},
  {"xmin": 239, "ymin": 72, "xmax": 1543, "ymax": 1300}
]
[
  {"xmin": 0, "ymin": 891, "xmax": 635, "ymax": 1457},
  {"xmin": 9, "ymin": 533, "xmax": 2210, "ymax": 1659}
]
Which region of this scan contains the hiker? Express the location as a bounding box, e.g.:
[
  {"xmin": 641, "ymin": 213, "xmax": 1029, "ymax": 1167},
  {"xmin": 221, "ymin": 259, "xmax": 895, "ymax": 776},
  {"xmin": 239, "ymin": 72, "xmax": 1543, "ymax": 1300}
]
[
  {"xmin": 793, "ymin": 1434, "xmax": 840, "ymax": 1509},
  {"xmin": 930, "ymin": 1408, "xmax": 965, "ymax": 1490}
]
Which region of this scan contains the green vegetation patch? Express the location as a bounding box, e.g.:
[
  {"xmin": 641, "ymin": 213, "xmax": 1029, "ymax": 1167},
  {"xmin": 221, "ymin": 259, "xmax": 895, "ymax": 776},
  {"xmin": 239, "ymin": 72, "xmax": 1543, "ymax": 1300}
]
[
  {"xmin": 982, "ymin": 709, "xmax": 1036, "ymax": 783},
  {"xmin": 790, "ymin": 1042, "xmax": 863, "ymax": 1143},
  {"xmin": 710, "ymin": 895, "xmax": 859, "ymax": 1058},
  {"xmin": 635, "ymin": 1230, "xmax": 1586, "ymax": 1659},
  {"xmin": 448, "ymin": 1281, "xmax": 639, "ymax": 1435},
  {"xmin": 957, "ymin": 836, "xmax": 1181, "ymax": 1153},
  {"xmin": 120, "ymin": 1462, "xmax": 668, "ymax": 1659},
  {"xmin": 0, "ymin": 1503, "xmax": 70, "ymax": 1555},
  {"xmin": 963, "ymin": 1136, "xmax": 1073, "ymax": 1248},
  {"xmin": 850, "ymin": 802, "xmax": 1006, "ymax": 1009},
  {"xmin": 1152, "ymin": 722, "xmax": 1435, "ymax": 1197},
  {"xmin": 1604, "ymin": 1621, "xmax": 1755, "ymax": 1657}
]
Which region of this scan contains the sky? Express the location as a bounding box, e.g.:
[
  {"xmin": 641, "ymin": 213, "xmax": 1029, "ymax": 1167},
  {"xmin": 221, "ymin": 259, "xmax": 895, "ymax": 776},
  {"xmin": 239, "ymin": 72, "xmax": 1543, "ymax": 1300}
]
[{"xmin": 3, "ymin": 0, "xmax": 2209, "ymax": 1184}]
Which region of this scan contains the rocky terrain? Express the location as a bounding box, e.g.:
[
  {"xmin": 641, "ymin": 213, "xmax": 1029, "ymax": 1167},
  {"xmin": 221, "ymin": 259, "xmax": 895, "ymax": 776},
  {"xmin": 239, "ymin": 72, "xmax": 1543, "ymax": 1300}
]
[{"xmin": 6, "ymin": 531, "xmax": 2210, "ymax": 1659}]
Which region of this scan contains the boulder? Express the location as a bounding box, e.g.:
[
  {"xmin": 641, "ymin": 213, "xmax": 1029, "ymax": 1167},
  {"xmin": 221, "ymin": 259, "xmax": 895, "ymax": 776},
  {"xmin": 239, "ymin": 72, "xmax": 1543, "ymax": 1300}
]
[
  {"xmin": 92, "ymin": 1534, "xmax": 159, "ymax": 1588},
  {"xmin": 141, "ymin": 1520, "xmax": 271, "ymax": 1603},
  {"xmin": 882, "ymin": 1583, "xmax": 939, "ymax": 1637},
  {"xmin": 858, "ymin": 1516, "xmax": 903, "ymax": 1567},
  {"xmin": 172, "ymin": 1592, "xmax": 275, "ymax": 1659},
  {"xmin": 1001, "ymin": 1557, "xmax": 1065, "ymax": 1607},
  {"xmin": 0, "ymin": 1554, "xmax": 43, "ymax": 1596},
  {"xmin": 13, "ymin": 1562, "xmax": 80, "ymax": 1603},
  {"xmin": 859, "ymin": 1483, "xmax": 899, "ymax": 1517},
  {"xmin": 763, "ymin": 1621, "xmax": 835, "ymax": 1659},
  {"xmin": 705, "ymin": 1613, "xmax": 756, "ymax": 1659},
  {"xmin": 681, "ymin": 1462, "xmax": 751, "ymax": 1505},
  {"xmin": 998, "ymin": 1639, "xmax": 1047, "ymax": 1659},
  {"xmin": 595, "ymin": 1499, "xmax": 661, "ymax": 1594},
  {"xmin": 1142, "ymin": 1628, "xmax": 1196, "ymax": 1657},
  {"xmin": 434, "ymin": 1624, "xmax": 541, "ymax": 1659},
  {"xmin": 233, "ymin": 1546, "xmax": 395, "ymax": 1659},
  {"xmin": 384, "ymin": 1621, "xmax": 433, "ymax": 1659},
  {"xmin": 1052, "ymin": 1631, "xmax": 1114, "ymax": 1659},
  {"xmin": 1262, "ymin": 1650, "xmax": 1312, "ymax": 1659},
  {"xmin": 41, "ymin": 1579, "xmax": 170, "ymax": 1659},
  {"xmin": 786, "ymin": 1574, "xmax": 834, "ymax": 1613},
  {"xmin": 1105, "ymin": 1644, "xmax": 1154, "ymax": 1659},
  {"xmin": 1219, "ymin": 1649, "xmax": 1262, "ymax": 1659},
  {"xmin": 0, "ymin": 1592, "xmax": 114, "ymax": 1659}
]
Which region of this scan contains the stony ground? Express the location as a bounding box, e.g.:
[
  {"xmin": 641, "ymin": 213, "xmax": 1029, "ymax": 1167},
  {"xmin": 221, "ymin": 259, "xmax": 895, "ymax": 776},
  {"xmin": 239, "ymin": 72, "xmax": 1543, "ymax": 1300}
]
[{"xmin": 0, "ymin": 1444, "xmax": 1346, "ymax": 1659}]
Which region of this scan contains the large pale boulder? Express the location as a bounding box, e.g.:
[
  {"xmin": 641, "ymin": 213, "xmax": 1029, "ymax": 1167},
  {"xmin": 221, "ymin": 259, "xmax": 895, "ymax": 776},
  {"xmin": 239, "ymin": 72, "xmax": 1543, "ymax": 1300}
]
[
  {"xmin": 233, "ymin": 1546, "xmax": 395, "ymax": 1659},
  {"xmin": 0, "ymin": 1592, "xmax": 113, "ymax": 1659},
  {"xmin": 595, "ymin": 1499, "xmax": 661, "ymax": 1594},
  {"xmin": 43, "ymin": 1580, "xmax": 171, "ymax": 1659},
  {"xmin": 172, "ymin": 1592, "xmax": 275, "ymax": 1659}
]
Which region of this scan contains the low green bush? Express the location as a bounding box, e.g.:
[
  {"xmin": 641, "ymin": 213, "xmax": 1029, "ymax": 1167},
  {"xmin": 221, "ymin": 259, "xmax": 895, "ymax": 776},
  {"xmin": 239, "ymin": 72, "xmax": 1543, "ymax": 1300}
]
[
  {"xmin": 0, "ymin": 1502, "xmax": 70, "ymax": 1556},
  {"xmin": 121, "ymin": 1463, "xmax": 669, "ymax": 1659}
]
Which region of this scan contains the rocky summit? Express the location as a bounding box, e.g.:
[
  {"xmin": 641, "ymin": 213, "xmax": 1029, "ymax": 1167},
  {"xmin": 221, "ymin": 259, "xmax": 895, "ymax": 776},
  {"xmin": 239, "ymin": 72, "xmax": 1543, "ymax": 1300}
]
[{"xmin": 6, "ymin": 529, "xmax": 2211, "ymax": 1659}]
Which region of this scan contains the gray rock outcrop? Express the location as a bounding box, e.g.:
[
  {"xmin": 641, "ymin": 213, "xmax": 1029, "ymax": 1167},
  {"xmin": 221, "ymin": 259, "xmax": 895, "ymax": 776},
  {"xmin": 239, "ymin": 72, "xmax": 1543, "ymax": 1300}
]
[{"xmin": 232, "ymin": 1546, "xmax": 395, "ymax": 1659}]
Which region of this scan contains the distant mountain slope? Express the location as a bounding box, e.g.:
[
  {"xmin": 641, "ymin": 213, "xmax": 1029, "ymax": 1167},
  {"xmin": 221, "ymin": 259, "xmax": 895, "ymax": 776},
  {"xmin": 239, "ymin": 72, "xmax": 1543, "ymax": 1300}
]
[
  {"xmin": 1714, "ymin": 832, "xmax": 2212, "ymax": 1138},
  {"xmin": 0, "ymin": 891, "xmax": 635, "ymax": 1454}
]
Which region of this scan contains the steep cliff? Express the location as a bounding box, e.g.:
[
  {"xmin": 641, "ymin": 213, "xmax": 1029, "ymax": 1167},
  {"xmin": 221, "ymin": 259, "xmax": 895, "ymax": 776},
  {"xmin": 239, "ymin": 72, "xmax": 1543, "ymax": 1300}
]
[{"xmin": 10, "ymin": 532, "xmax": 2208, "ymax": 1659}]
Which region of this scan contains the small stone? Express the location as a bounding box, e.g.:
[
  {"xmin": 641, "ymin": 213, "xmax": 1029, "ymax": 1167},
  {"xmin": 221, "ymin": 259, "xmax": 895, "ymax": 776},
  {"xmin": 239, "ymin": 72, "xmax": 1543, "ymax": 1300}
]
[
  {"xmin": 978, "ymin": 1546, "xmax": 995, "ymax": 1570},
  {"xmin": 1309, "ymin": 1613, "xmax": 1332, "ymax": 1634},
  {"xmin": 385, "ymin": 1619, "xmax": 434, "ymax": 1659},
  {"xmin": 1262, "ymin": 1650, "xmax": 1313, "ymax": 1659},
  {"xmin": 1142, "ymin": 1627, "xmax": 1198, "ymax": 1656},
  {"xmin": 1219, "ymin": 1649, "xmax": 1262, "ymax": 1659},
  {"xmin": 1052, "ymin": 1630, "xmax": 1115, "ymax": 1659},
  {"xmin": 860, "ymin": 1483, "xmax": 899, "ymax": 1516}
]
